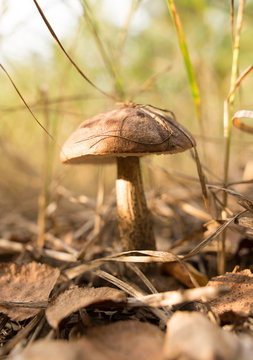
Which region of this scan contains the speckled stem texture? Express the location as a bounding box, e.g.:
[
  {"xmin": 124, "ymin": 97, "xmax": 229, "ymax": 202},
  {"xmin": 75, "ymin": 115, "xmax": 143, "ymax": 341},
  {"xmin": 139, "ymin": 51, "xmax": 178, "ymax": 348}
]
[{"xmin": 116, "ymin": 157, "xmax": 156, "ymax": 251}]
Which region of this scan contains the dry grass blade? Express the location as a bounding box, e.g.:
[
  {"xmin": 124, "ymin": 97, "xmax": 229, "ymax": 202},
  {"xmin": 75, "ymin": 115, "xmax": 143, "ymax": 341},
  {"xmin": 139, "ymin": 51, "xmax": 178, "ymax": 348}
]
[
  {"xmin": 233, "ymin": 109, "xmax": 253, "ymax": 135},
  {"xmin": 228, "ymin": 178, "xmax": 253, "ymax": 186},
  {"xmin": 63, "ymin": 260, "xmax": 104, "ymax": 280},
  {"xmin": 14, "ymin": 215, "xmax": 79, "ymax": 255},
  {"xmin": 85, "ymin": 250, "xmax": 202, "ymax": 289},
  {"xmin": 0, "ymin": 64, "xmax": 56, "ymax": 145},
  {"xmin": 65, "ymin": 248, "xmax": 209, "ymax": 287},
  {"xmin": 126, "ymin": 263, "xmax": 158, "ymax": 294},
  {"xmin": 94, "ymin": 270, "xmax": 169, "ymax": 326},
  {"xmin": 132, "ymin": 64, "xmax": 172, "ymax": 98},
  {"xmin": 101, "ymin": 250, "xmax": 181, "ymax": 263},
  {"xmin": 1, "ymin": 94, "xmax": 94, "ymax": 113},
  {"xmin": 192, "ymin": 147, "xmax": 210, "ymax": 213},
  {"xmin": 227, "ymin": 64, "xmax": 253, "ymax": 100},
  {"xmin": 0, "ymin": 238, "xmax": 23, "ymax": 253},
  {"xmin": 116, "ymin": 0, "xmax": 142, "ymax": 64},
  {"xmin": 0, "ymin": 239, "xmax": 78, "ymax": 262},
  {"xmin": 126, "ymin": 263, "xmax": 173, "ymax": 316},
  {"xmin": 64, "ymin": 250, "xmax": 180, "ymax": 280},
  {"xmin": 208, "ymin": 185, "xmax": 253, "ymax": 212},
  {"xmin": 94, "ymin": 270, "xmax": 143, "ymax": 298},
  {"xmin": 42, "ymin": 248, "xmax": 78, "ymax": 262},
  {"xmin": 178, "ymin": 201, "xmax": 211, "ymax": 221},
  {"xmin": 141, "ymin": 105, "xmax": 209, "ymax": 213},
  {"xmin": 0, "ymin": 300, "xmax": 48, "ymax": 309},
  {"xmin": 183, "ymin": 211, "xmax": 246, "ymax": 260},
  {"xmin": 100, "ymin": 251, "xmax": 202, "ymax": 288},
  {"xmin": 128, "ymin": 286, "xmax": 229, "ymax": 308},
  {"xmin": 82, "ymin": 0, "xmax": 122, "ymax": 95},
  {"xmin": 32, "ymin": 0, "xmax": 116, "ymax": 101}
]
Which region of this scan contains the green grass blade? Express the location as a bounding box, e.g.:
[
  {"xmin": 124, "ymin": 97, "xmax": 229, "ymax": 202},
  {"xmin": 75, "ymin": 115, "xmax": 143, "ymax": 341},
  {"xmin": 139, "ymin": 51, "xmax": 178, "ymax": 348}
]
[{"xmin": 166, "ymin": 0, "xmax": 202, "ymax": 128}]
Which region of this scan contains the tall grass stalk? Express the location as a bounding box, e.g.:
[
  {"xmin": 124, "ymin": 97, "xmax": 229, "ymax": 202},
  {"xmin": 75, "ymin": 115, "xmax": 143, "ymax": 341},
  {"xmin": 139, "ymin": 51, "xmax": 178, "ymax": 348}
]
[
  {"xmin": 166, "ymin": 0, "xmax": 210, "ymax": 215},
  {"xmin": 93, "ymin": 166, "xmax": 105, "ymax": 239},
  {"xmin": 82, "ymin": 0, "xmax": 124, "ymax": 98},
  {"xmin": 219, "ymin": 0, "xmax": 245, "ymax": 274},
  {"xmin": 38, "ymin": 28, "xmax": 85, "ymax": 247},
  {"xmin": 116, "ymin": 0, "xmax": 142, "ymax": 66},
  {"xmin": 223, "ymin": 0, "xmax": 245, "ymax": 189},
  {"xmin": 230, "ymin": 0, "xmax": 235, "ymax": 49},
  {"xmin": 166, "ymin": 0, "xmax": 202, "ymax": 135},
  {"xmin": 37, "ymin": 87, "xmax": 54, "ymax": 247}
]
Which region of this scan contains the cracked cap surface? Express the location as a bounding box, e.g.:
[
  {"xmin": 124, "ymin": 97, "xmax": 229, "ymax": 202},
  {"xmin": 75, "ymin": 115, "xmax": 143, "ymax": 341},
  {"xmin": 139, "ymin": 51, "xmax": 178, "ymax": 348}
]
[{"xmin": 60, "ymin": 105, "xmax": 195, "ymax": 164}]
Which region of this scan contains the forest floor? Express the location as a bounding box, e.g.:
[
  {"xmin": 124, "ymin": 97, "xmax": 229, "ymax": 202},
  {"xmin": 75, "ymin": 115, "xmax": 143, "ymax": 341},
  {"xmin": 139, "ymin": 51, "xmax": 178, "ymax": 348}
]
[{"xmin": 0, "ymin": 179, "xmax": 253, "ymax": 360}]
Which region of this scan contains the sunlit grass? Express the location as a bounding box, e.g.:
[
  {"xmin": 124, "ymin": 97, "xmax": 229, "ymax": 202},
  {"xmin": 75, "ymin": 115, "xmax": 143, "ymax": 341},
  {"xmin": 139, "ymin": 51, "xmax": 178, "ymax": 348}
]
[{"xmin": 166, "ymin": 0, "xmax": 202, "ymax": 132}]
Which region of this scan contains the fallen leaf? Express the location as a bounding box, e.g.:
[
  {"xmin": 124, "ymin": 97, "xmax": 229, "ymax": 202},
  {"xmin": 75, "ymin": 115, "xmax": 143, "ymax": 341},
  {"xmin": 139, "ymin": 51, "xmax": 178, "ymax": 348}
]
[
  {"xmin": 14, "ymin": 320, "xmax": 164, "ymax": 360},
  {"xmin": 163, "ymin": 311, "xmax": 253, "ymax": 360},
  {"xmin": 46, "ymin": 286, "xmax": 126, "ymax": 328},
  {"xmin": 162, "ymin": 261, "xmax": 208, "ymax": 287},
  {"xmin": 84, "ymin": 320, "xmax": 164, "ymax": 360},
  {"xmin": 208, "ymin": 269, "xmax": 253, "ymax": 322},
  {"xmin": 0, "ymin": 262, "xmax": 59, "ymax": 321},
  {"xmin": 13, "ymin": 339, "xmax": 108, "ymax": 360}
]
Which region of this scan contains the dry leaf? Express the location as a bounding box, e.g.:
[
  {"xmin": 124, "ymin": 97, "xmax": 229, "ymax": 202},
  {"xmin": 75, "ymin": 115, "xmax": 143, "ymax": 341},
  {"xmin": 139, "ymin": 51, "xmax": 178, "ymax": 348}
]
[
  {"xmin": 0, "ymin": 262, "xmax": 59, "ymax": 321},
  {"xmin": 46, "ymin": 286, "xmax": 126, "ymax": 328},
  {"xmin": 13, "ymin": 339, "xmax": 108, "ymax": 360},
  {"xmin": 208, "ymin": 269, "xmax": 253, "ymax": 322},
  {"xmin": 162, "ymin": 261, "xmax": 208, "ymax": 287},
  {"xmin": 84, "ymin": 320, "xmax": 164, "ymax": 360},
  {"xmin": 233, "ymin": 109, "xmax": 253, "ymax": 135},
  {"xmin": 14, "ymin": 320, "xmax": 164, "ymax": 360},
  {"xmin": 163, "ymin": 311, "xmax": 253, "ymax": 360}
]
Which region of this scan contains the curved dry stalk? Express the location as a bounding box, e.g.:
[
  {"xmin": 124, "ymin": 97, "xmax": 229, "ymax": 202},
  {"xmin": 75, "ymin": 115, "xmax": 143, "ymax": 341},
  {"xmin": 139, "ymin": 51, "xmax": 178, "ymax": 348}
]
[
  {"xmin": 233, "ymin": 109, "xmax": 253, "ymax": 135},
  {"xmin": 183, "ymin": 210, "xmax": 246, "ymax": 260},
  {"xmin": 94, "ymin": 269, "xmax": 169, "ymax": 326},
  {"xmin": 0, "ymin": 64, "xmax": 55, "ymax": 145},
  {"xmin": 33, "ymin": 0, "xmax": 117, "ymax": 101}
]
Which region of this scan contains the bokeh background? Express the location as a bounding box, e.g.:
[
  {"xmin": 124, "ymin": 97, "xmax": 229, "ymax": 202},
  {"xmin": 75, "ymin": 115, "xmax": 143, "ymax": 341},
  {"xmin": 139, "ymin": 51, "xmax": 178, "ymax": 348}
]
[{"xmin": 0, "ymin": 0, "xmax": 252, "ymax": 223}]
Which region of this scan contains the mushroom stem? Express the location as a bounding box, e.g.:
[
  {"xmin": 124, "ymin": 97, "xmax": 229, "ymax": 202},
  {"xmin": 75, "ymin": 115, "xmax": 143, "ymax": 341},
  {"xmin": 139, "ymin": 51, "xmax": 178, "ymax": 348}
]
[{"xmin": 116, "ymin": 156, "xmax": 156, "ymax": 251}]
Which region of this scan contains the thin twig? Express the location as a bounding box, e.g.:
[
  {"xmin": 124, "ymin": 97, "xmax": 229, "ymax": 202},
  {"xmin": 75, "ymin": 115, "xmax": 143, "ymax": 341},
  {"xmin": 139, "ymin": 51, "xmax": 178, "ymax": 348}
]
[
  {"xmin": 0, "ymin": 64, "xmax": 56, "ymax": 145},
  {"xmin": 33, "ymin": 0, "xmax": 116, "ymax": 101}
]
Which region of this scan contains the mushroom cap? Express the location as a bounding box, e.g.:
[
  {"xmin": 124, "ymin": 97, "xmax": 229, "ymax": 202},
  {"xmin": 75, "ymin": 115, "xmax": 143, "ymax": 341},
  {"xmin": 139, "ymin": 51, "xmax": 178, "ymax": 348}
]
[{"xmin": 60, "ymin": 105, "xmax": 196, "ymax": 164}]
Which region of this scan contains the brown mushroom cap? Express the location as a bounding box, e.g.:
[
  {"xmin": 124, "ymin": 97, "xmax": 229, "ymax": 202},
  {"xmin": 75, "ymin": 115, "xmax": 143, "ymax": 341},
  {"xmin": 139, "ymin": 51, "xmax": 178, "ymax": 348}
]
[{"xmin": 60, "ymin": 105, "xmax": 195, "ymax": 164}]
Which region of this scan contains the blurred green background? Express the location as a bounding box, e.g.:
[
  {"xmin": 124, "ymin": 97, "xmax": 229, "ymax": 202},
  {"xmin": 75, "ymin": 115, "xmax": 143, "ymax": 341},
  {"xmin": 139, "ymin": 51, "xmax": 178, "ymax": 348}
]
[{"xmin": 0, "ymin": 0, "xmax": 252, "ymax": 219}]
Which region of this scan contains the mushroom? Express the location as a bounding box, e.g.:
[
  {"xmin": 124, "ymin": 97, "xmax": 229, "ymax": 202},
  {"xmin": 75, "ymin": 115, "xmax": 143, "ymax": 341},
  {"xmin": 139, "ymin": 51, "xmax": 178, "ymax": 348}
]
[{"xmin": 60, "ymin": 104, "xmax": 195, "ymax": 252}]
